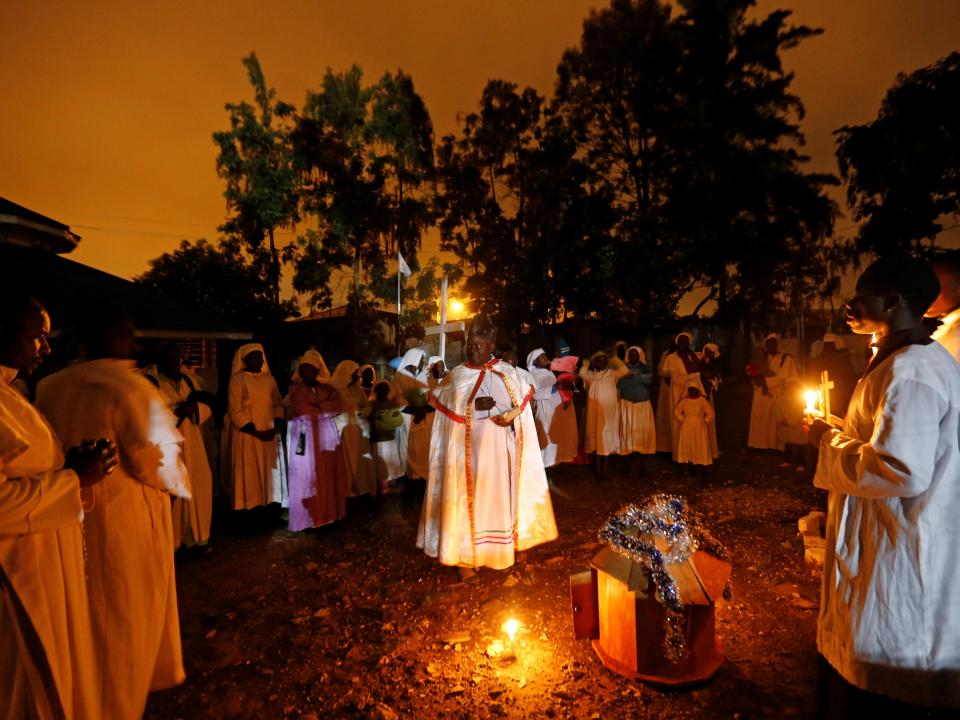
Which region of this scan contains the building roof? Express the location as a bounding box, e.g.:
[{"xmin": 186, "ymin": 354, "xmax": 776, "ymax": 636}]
[
  {"xmin": 0, "ymin": 196, "xmax": 80, "ymax": 253},
  {"xmin": 2, "ymin": 244, "xmax": 251, "ymax": 340}
]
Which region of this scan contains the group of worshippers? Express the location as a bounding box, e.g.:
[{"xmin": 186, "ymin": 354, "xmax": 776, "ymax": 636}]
[{"xmin": 222, "ymin": 343, "xmax": 450, "ymax": 533}]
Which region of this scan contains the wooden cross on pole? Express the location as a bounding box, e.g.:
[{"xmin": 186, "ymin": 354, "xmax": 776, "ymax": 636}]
[{"xmin": 819, "ymin": 370, "xmax": 843, "ymax": 427}]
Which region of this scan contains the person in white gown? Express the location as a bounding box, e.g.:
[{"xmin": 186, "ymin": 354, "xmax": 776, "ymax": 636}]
[
  {"xmin": 330, "ymin": 360, "xmax": 375, "ymax": 497},
  {"xmin": 36, "ymin": 305, "xmax": 189, "ymax": 720},
  {"xmin": 580, "ymin": 351, "xmax": 630, "ymax": 479},
  {"xmin": 143, "ymin": 342, "xmax": 214, "ymax": 548},
  {"xmin": 747, "ymin": 333, "xmax": 798, "ymax": 451},
  {"xmin": 223, "ymin": 343, "xmax": 288, "ymax": 510},
  {"xmin": 660, "ymin": 333, "xmax": 704, "ymax": 461},
  {"xmin": 417, "ymin": 315, "xmax": 557, "ymax": 580},
  {"xmin": 0, "ymin": 293, "xmax": 116, "ymax": 720},
  {"xmin": 391, "ymin": 348, "xmax": 428, "ymax": 480},
  {"xmin": 808, "ymin": 256, "xmax": 960, "ymax": 714}
]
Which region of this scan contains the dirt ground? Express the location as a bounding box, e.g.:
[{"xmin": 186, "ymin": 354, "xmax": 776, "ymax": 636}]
[{"xmin": 145, "ymin": 383, "xmax": 827, "ymax": 720}]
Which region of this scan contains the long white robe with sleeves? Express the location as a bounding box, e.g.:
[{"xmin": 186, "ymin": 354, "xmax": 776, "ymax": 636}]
[
  {"xmin": 0, "ymin": 365, "xmax": 99, "ymax": 720},
  {"xmin": 747, "ymin": 352, "xmax": 798, "ymax": 450},
  {"xmin": 36, "ymin": 359, "xmax": 189, "ymax": 720},
  {"xmin": 661, "ymin": 352, "xmax": 704, "ymax": 460},
  {"xmin": 417, "ymin": 359, "xmax": 558, "ymax": 570},
  {"xmin": 143, "ymin": 366, "xmax": 214, "ymax": 547},
  {"xmin": 529, "ymin": 367, "xmax": 564, "ymax": 468},
  {"xmin": 813, "ymin": 342, "xmax": 960, "ymax": 708},
  {"xmin": 580, "ymin": 364, "xmax": 630, "ymax": 456},
  {"xmin": 225, "ymin": 370, "xmax": 287, "ymax": 510}
]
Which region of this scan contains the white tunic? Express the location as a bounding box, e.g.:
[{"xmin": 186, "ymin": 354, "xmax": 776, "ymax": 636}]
[
  {"xmin": 579, "ymin": 365, "xmax": 630, "ymax": 456},
  {"xmin": 225, "ymin": 371, "xmax": 287, "ymax": 510},
  {"xmin": 814, "ymin": 342, "xmax": 960, "ymax": 708},
  {"xmin": 37, "ymin": 359, "xmax": 189, "ymax": 720},
  {"xmin": 143, "ymin": 367, "xmax": 214, "ymax": 547},
  {"xmin": 417, "ymin": 359, "xmax": 558, "ymax": 569},
  {"xmin": 661, "ymin": 352, "xmax": 704, "ymax": 460},
  {"xmin": 0, "ymin": 366, "xmax": 99, "ymax": 720},
  {"xmin": 747, "ymin": 352, "xmax": 798, "ymax": 450},
  {"xmin": 529, "ymin": 366, "xmax": 564, "ymax": 468},
  {"xmin": 932, "ymin": 307, "xmax": 960, "ymax": 363},
  {"xmin": 674, "ymin": 396, "xmax": 714, "ymax": 465}
]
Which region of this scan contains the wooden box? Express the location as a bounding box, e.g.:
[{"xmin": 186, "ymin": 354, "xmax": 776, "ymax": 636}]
[{"xmin": 571, "ymin": 546, "xmax": 731, "ymax": 686}]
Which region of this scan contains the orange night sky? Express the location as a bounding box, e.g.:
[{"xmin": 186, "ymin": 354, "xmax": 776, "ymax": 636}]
[{"xmin": 2, "ymin": 0, "xmax": 958, "ymax": 283}]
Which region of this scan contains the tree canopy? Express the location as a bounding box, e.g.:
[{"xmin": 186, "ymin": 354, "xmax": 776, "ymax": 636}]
[{"xmin": 836, "ymin": 51, "xmax": 960, "ymax": 258}]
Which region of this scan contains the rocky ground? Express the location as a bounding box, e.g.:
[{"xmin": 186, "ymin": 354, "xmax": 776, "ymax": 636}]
[{"xmin": 145, "ymin": 383, "xmax": 826, "ymax": 720}]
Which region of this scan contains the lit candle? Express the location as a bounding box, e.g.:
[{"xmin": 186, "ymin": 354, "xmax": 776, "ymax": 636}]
[
  {"xmin": 804, "ymin": 390, "xmax": 818, "ymax": 415},
  {"xmin": 502, "ymin": 618, "xmax": 521, "ymax": 643}
]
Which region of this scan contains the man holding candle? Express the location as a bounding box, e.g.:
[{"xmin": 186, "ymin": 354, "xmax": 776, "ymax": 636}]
[{"xmin": 808, "ymin": 256, "xmax": 960, "ymax": 716}]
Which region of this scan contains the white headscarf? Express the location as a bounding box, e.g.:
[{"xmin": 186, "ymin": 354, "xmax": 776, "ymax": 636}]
[
  {"xmin": 526, "ymin": 348, "xmax": 547, "ymax": 371},
  {"xmin": 358, "ymin": 363, "xmax": 377, "ymax": 385},
  {"xmin": 703, "ymin": 343, "xmax": 721, "ymax": 358},
  {"xmin": 764, "ymin": 333, "xmax": 780, "ymax": 343},
  {"xmin": 822, "ymin": 333, "xmax": 845, "ymax": 350},
  {"xmin": 231, "ymin": 343, "xmax": 269, "ymax": 376},
  {"xmin": 397, "ymin": 348, "xmax": 426, "ymax": 378},
  {"xmin": 330, "ymin": 359, "xmax": 359, "ymax": 390},
  {"xmin": 294, "ymin": 349, "xmax": 330, "ymax": 381},
  {"xmin": 625, "ymin": 345, "xmax": 647, "ymax": 365},
  {"xmin": 674, "ymin": 332, "xmax": 692, "ymax": 346}
]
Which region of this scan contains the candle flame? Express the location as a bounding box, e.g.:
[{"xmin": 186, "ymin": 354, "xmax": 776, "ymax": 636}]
[
  {"xmin": 804, "ymin": 390, "xmax": 817, "ymax": 413},
  {"xmin": 502, "ymin": 618, "xmax": 521, "ymax": 642}
]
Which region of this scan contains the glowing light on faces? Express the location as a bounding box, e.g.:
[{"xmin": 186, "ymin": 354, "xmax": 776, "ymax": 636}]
[{"xmin": 502, "ymin": 618, "xmax": 521, "ymax": 642}]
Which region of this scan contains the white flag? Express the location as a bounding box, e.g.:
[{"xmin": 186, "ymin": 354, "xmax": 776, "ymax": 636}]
[{"xmin": 398, "ymin": 252, "xmax": 412, "ymax": 279}]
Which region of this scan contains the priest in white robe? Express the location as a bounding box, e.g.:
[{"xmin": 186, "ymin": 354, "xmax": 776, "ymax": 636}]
[
  {"xmin": 143, "ymin": 342, "xmax": 214, "ymax": 548},
  {"xmin": 747, "ymin": 333, "xmax": 798, "ymax": 451},
  {"xmin": 223, "ymin": 343, "xmax": 288, "ymax": 510},
  {"xmin": 809, "ymin": 257, "xmax": 960, "ymax": 713},
  {"xmin": 36, "ymin": 305, "xmax": 189, "ymax": 720},
  {"xmin": 0, "ymin": 294, "xmax": 116, "ymax": 720},
  {"xmin": 417, "ymin": 315, "xmax": 557, "ymax": 575}
]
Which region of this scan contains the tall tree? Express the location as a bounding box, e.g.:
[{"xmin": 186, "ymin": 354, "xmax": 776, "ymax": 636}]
[
  {"xmin": 213, "ymin": 53, "xmax": 299, "ymax": 305},
  {"xmin": 435, "ymin": 80, "xmax": 614, "ymax": 333},
  {"xmin": 290, "ymin": 66, "xmax": 436, "ymax": 353},
  {"xmin": 553, "ymin": 0, "xmax": 837, "ymax": 324},
  {"xmin": 836, "ymin": 52, "xmax": 960, "ymax": 258}
]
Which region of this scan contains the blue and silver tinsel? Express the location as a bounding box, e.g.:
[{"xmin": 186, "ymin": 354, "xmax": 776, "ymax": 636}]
[{"xmin": 598, "ymin": 494, "xmax": 729, "ymax": 663}]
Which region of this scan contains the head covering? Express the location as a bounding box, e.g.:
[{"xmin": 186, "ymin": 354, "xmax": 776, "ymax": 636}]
[
  {"xmin": 764, "ymin": 333, "xmax": 780, "ymax": 343},
  {"xmin": 358, "ymin": 363, "xmax": 377, "ymax": 385},
  {"xmin": 674, "ymin": 332, "xmax": 692, "ymax": 345},
  {"xmin": 614, "ymin": 340, "xmax": 627, "ymax": 355},
  {"xmin": 231, "ymin": 343, "xmax": 269, "ymax": 376},
  {"xmin": 294, "ymin": 349, "xmax": 330, "ymax": 381},
  {"xmin": 555, "ymin": 337, "xmax": 572, "ymax": 357},
  {"xmin": 550, "ymin": 355, "xmax": 579, "ymax": 376},
  {"xmin": 822, "ymin": 333, "xmax": 844, "ymax": 349},
  {"xmin": 398, "ymin": 348, "xmax": 426, "ymax": 377},
  {"xmin": 590, "ymin": 350, "xmax": 609, "ymax": 365},
  {"xmin": 526, "ymin": 348, "xmax": 547, "ymax": 371},
  {"xmin": 330, "ymin": 359, "xmax": 359, "ymax": 389},
  {"xmin": 427, "ymin": 355, "xmax": 443, "ymax": 369},
  {"xmin": 703, "ymin": 343, "xmax": 720, "ymax": 358},
  {"xmin": 625, "ymin": 345, "xmax": 647, "ymax": 365},
  {"xmin": 387, "ymin": 356, "xmax": 402, "ymax": 370}
]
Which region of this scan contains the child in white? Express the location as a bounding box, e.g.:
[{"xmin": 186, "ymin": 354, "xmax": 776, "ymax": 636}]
[{"xmin": 674, "ymin": 384, "xmax": 714, "ymax": 467}]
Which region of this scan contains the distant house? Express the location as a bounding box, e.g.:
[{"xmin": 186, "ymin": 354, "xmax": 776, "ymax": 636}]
[
  {"xmin": 0, "ymin": 196, "xmax": 252, "ymax": 392},
  {"xmin": 280, "ymin": 304, "xmax": 398, "ymax": 369}
]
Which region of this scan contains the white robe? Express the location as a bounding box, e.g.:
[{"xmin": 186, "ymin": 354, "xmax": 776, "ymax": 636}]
[
  {"xmin": 674, "ymin": 396, "xmax": 714, "ymax": 465},
  {"xmin": 814, "ymin": 342, "xmax": 960, "ymax": 708},
  {"xmin": 661, "ymin": 352, "xmax": 704, "ymax": 460},
  {"xmin": 529, "ymin": 367, "xmax": 564, "ymax": 468},
  {"xmin": 36, "ymin": 359, "xmax": 189, "ymax": 720},
  {"xmin": 225, "ymin": 370, "xmax": 287, "ymax": 510},
  {"xmin": 580, "ymin": 365, "xmax": 630, "ymax": 456},
  {"xmin": 143, "ymin": 367, "xmax": 213, "ymax": 547},
  {"xmin": 747, "ymin": 352, "xmax": 798, "ymax": 450},
  {"xmin": 0, "ymin": 365, "xmax": 100, "ymax": 720},
  {"xmin": 391, "ymin": 369, "xmax": 429, "ymax": 480},
  {"xmin": 417, "ymin": 359, "xmax": 558, "ymax": 569},
  {"xmin": 932, "ymin": 307, "xmax": 960, "ymax": 363}
]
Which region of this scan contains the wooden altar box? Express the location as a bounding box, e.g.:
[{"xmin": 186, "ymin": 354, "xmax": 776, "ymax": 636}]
[{"xmin": 572, "ymin": 546, "xmax": 731, "ymax": 686}]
